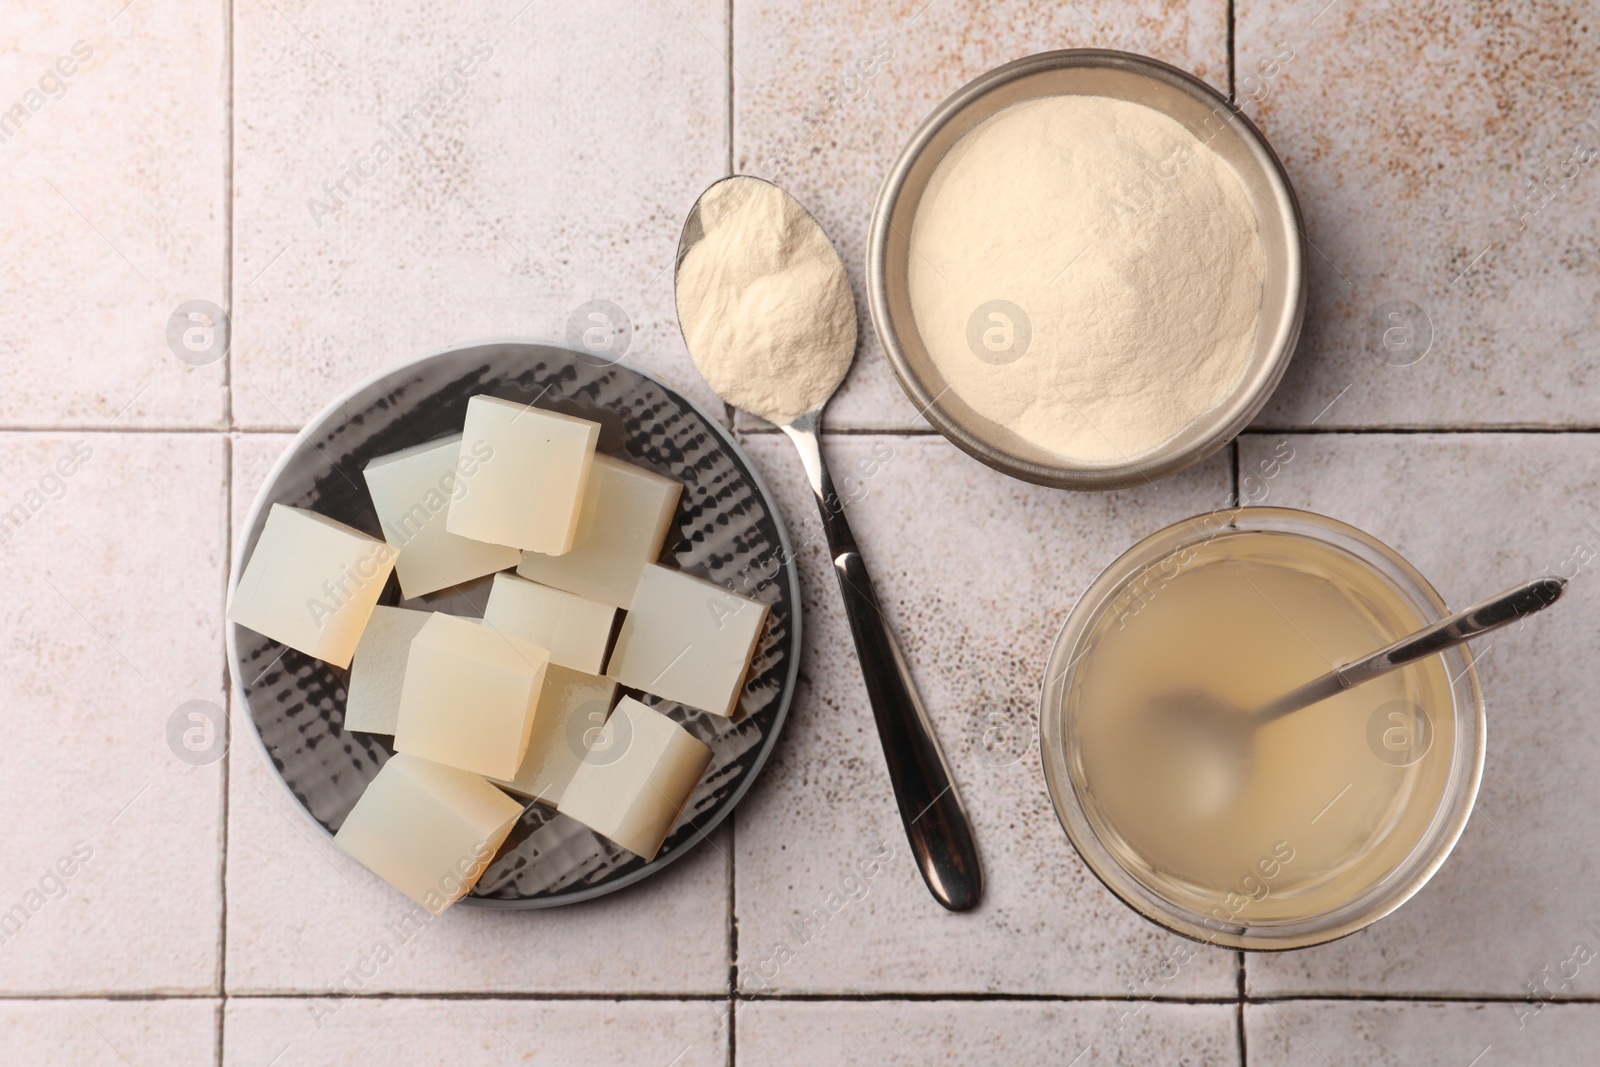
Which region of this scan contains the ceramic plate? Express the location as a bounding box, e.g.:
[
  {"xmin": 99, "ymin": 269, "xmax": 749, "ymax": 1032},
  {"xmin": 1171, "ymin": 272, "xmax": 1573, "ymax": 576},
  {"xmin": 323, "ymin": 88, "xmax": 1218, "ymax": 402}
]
[{"xmin": 225, "ymin": 340, "xmax": 801, "ymax": 907}]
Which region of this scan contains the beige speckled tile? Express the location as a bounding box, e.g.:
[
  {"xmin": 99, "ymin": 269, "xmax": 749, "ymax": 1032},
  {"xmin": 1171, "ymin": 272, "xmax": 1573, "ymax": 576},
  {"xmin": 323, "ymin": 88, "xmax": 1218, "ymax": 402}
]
[
  {"xmin": 1246, "ymin": 1000, "xmax": 1600, "ymax": 1066},
  {"xmin": 232, "ymin": 0, "xmax": 729, "ymax": 431},
  {"xmin": 0, "ymin": 999, "xmax": 218, "ymax": 1067},
  {"xmin": 731, "ymin": 433, "xmax": 1237, "ymax": 994},
  {"xmin": 223, "ymin": 432, "xmax": 731, "ymax": 995},
  {"xmin": 0, "ymin": 3, "xmax": 227, "ymax": 428},
  {"xmin": 0, "ymin": 433, "xmax": 225, "ymax": 994},
  {"xmin": 1238, "ymin": 0, "xmax": 1600, "ymax": 429},
  {"xmin": 222, "ymin": 997, "xmax": 728, "ymax": 1067},
  {"xmin": 732, "ymin": 0, "xmax": 1231, "ymax": 432},
  {"xmin": 738, "ymin": 1000, "xmax": 1238, "ymax": 1066},
  {"xmin": 1239, "ymin": 432, "xmax": 1600, "ymax": 996}
]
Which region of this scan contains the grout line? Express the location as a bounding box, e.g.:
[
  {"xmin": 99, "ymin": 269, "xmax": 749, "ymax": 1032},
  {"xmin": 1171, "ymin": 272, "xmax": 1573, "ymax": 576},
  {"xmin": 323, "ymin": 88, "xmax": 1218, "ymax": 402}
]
[
  {"xmin": 719, "ymin": 20, "xmax": 738, "ymax": 1065},
  {"xmin": 1236, "ymin": 951, "xmax": 1248, "ymax": 1066},
  {"xmin": 0, "ymin": 425, "xmax": 242, "ymax": 434},
  {"xmin": 15, "ymin": 990, "xmax": 1600, "ymax": 1004},
  {"xmin": 0, "ymin": 991, "xmax": 1232, "ymax": 1004},
  {"xmin": 0, "ymin": 994, "xmax": 225, "ymax": 1003},
  {"xmin": 1229, "ymin": 439, "xmax": 1240, "ymax": 505},
  {"xmin": 218, "ymin": 0, "xmax": 237, "ymax": 1061},
  {"xmin": 222, "ymin": 0, "xmax": 236, "ymax": 434},
  {"xmin": 720, "ymin": 0, "xmax": 733, "ymax": 433},
  {"xmin": 729, "ymin": 425, "xmax": 1600, "ymax": 438},
  {"xmin": 727, "ymin": 808, "xmax": 738, "ymax": 1067},
  {"xmin": 1245, "ymin": 993, "xmax": 1600, "ymax": 1004},
  {"xmin": 1238, "ymin": 424, "xmax": 1600, "ymax": 435},
  {"xmin": 1226, "ymin": 0, "xmax": 1237, "ymax": 104},
  {"xmin": 217, "ymin": 432, "xmax": 233, "ymax": 1067},
  {"xmin": 6, "ymin": 424, "xmax": 1600, "ymax": 437},
  {"xmin": 726, "ymin": 0, "xmax": 735, "ymax": 178},
  {"xmin": 50, "ymin": 991, "xmax": 1244, "ymax": 1003}
]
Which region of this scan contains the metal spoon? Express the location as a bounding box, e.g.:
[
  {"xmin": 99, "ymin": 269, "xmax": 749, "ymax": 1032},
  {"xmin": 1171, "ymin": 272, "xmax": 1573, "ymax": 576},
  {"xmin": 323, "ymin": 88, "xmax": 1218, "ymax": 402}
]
[
  {"xmin": 674, "ymin": 176, "xmax": 984, "ymax": 912},
  {"xmin": 1143, "ymin": 576, "xmax": 1566, "ymax": 818}
]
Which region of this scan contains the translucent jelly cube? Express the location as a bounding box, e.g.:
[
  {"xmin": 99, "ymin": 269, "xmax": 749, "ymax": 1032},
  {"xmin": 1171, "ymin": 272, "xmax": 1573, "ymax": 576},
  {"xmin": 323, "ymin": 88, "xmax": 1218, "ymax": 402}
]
[
  {"xmin": 489, "ymin": 664, "xmax": 619, "ymax": 806},
  {"xmin": 392, "ymin": 612, "xmax": 549, "ymax": 779},
  {"xmin": 363, "ymin": 434, "xmax": 520, "ymax": 598},
  {"xmin": 606, "ymin": 564, "xmax": 768, "ymax": 717},
  {"xmin": 227, "ymin": 503, "xmax": 398, "ymax": 669},
  {"xmin": 517, "ymin": 454, "xmax": 683, "ymax": 607},
  {"xmin": 343, "ymin": 605, "xmax": 431, "ymax": 735},
  {"xmin": 445, "ymin": 395, "xmax": 599, "ymax": 554},
  {"xmin": 557, "ymin": 697, "xmax": 712, "ymax": 859},
  {"xmin": 333, "ymin": 753, "xmax": 525, "ymax": 914},
  {"xmin": 481, "ymin": 572, "xmax": 615, "ymax": 674}
]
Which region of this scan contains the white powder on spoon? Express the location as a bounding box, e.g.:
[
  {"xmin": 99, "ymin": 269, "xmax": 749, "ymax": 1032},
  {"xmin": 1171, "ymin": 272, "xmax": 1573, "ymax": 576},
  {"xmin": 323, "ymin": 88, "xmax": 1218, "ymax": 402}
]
[
  {"xmin": 908, "ymin": 94, "xmax": 1265, "ymax": 464},
  {"xmin": 676, "ymin": 177, "xmax": 857, "ymax": 425}
]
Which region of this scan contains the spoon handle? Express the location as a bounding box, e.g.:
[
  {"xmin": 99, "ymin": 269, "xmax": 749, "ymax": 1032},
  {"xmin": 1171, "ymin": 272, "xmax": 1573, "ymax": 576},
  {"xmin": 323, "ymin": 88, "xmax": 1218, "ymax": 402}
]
[
  {"xmin": 782, "ymin": 415, "xmax": 984, "ymax": 912},
  {"xmin": 1256, "ymin": 576, "xmax": 1567, "ymax": 725}
]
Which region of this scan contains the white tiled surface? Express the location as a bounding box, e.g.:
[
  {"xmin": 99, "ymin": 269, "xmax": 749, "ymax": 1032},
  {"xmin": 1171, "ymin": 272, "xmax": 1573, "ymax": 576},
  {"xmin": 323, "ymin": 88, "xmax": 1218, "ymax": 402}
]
[
  {"xmin": 0, "ymin": 433, "xmax": 225, "ymax": 995},
  {"xmin": 6, "ymin": 0, "xmax": 1600, "ymax": 1063},
  {"xmin": 231, "ymin": 0, "xmax": 729, "ymax": 428},
  {"xmin": 1245, "ymin": 1001, "xmax": 1600, "ymax": 1066},
  {"xmin": 738, "ymin": 1000, "xmax": 1239, "ymax": 1065},
  {"xmin": 0, "ymin": 3, "xmax": 228, "ymax": 428},
  {"xmin": 1236, "ymin": 0, "xmax": 1600, "ymax": 430},
  {"xmin": 222, "ymin": 997, "xmax": 728, "ymax": 1067},
  {"xmin": 0, "ymin": 999, "xmax": 218, "ymax": 1067}
]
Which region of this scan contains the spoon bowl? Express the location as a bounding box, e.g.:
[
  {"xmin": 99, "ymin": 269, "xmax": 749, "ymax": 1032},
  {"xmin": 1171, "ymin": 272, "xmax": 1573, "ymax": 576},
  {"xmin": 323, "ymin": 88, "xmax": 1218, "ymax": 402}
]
[{"xmin": 1137, "ymin": 689, "xmax": 1255, "ymax": 820}]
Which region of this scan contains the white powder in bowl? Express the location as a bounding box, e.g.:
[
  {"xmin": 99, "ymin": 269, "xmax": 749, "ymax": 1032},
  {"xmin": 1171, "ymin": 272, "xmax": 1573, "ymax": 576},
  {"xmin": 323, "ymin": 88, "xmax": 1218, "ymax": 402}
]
[
  {"xmin": 907, "ymin": 94, "xmax": 1265, "ymax": 465},
  {"xmin": 676, "ymin": 177, "xmax": 857, "ymax": 425}
]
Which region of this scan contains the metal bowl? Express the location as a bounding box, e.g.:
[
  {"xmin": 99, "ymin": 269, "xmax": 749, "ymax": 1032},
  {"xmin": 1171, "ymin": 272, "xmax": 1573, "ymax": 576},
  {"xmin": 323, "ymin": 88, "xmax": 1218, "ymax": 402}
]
[{"xmin": 867, "ymin": 49, "xmax": 1307, "ymax": 490}]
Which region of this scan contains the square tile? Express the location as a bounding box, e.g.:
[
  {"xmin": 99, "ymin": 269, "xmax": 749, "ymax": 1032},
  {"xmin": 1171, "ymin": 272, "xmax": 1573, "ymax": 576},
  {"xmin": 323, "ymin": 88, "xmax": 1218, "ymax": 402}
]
[
  {"xmin": 0, "ymin": 999, "xmax": 217, "ymax": 1067},
  {"xmin": 223, "ymin": 997, "xmax": 728, "ymax": 1067},
  {"xmin": 738, "ymin": 1000, "xmax": 1237, "ymax": 1066},
  {"xmin": 226, "ymin": 434, "xmax": 732, "ymax": 994},
  {"xmin": 732, "ymin": 0, "xmax": 1230, "ymax": 431},
  {"xmin": 1238, "ymin": 0, "xmax": 1600, "ymax": 429},
  {"xmin": 0, "ymin": 433, "xmax": 225, "ymax": 994},
  {"xmin": 232, "ymin": 0, "xmax": 730, "ymax": 430},
  {"xmin": 0, "ymin": 3, "xmax": 228, "ymax": 428},
  {"xmin": 1240, "ymin": 432, "xmax": 1600, "ymax": 996},
  {"xmin": 732, "ymin": 434, "xmax": 1237, "ymax": 994},
  {"xmin": 1246, "ymin": 1000, "xmax": 1600, "ymax": 1066}
]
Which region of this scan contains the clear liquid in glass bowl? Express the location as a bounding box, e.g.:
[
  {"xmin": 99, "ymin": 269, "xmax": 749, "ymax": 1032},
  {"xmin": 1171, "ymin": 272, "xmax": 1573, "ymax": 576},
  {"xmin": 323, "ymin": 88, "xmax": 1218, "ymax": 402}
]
[{"xmin": 1040, "ymin": 508, "xmax": 1484, "ymax": 950}]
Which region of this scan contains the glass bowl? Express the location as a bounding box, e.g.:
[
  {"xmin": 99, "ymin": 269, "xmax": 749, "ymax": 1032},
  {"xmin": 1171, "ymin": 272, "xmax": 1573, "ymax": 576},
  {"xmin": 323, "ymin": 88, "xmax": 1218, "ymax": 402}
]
[{"xmin": 1039, "ymin": 507, "xmax": 1485, "ymax": 950}]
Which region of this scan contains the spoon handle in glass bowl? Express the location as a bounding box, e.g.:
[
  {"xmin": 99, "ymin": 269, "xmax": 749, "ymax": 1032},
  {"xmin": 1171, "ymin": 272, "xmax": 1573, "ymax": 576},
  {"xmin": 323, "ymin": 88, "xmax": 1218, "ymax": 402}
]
[
  {"xmin": 781, "ymin": 413, "xmax": 984, "ymax": 912},
  {"xmin": 1255, "ymin": 576, "xmax": 1567, "ymax": 725}
]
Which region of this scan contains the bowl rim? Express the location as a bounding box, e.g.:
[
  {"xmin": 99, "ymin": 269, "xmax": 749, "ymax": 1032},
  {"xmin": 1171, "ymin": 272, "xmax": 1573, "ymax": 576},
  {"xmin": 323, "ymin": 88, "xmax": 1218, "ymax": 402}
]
[
  {"xmin": 1037, "ymin": 506, "xmax": 1487, "ymax": 950},
  {"xmin": 867, "ymin": 48, "xmax": 1309, "ymax": 490},
  {"xmin": 224, "ymin": 336, "xmax": 804, "ymax": 908}
]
